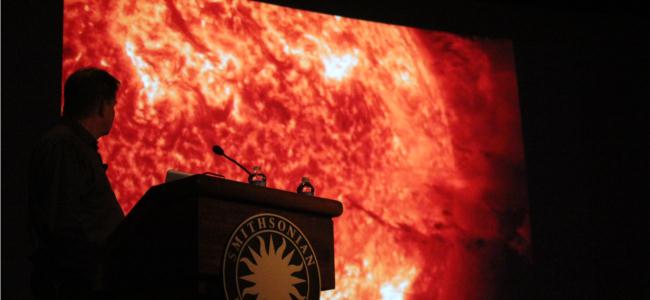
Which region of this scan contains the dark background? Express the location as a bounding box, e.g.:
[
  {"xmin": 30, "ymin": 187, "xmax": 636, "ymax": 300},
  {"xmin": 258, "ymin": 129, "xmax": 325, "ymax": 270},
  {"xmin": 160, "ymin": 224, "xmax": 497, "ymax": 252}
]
[{"xmin": 2, "ymin": 1, "xmax": 646, "ymax": 299}]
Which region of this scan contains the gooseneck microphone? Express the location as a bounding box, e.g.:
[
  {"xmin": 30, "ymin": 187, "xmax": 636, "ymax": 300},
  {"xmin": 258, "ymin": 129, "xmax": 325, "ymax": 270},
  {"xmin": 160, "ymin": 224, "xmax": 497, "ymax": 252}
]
[{"xmin": 212, "ymin": 145, "xmax": 252, "ymax": 176}]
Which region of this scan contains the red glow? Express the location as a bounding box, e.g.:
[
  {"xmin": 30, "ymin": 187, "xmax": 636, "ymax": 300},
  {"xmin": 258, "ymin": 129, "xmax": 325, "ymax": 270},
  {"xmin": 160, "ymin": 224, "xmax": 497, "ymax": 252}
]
[{"xmin": 63, "ymin": 1, "xmax": 530, "ymax": 299}]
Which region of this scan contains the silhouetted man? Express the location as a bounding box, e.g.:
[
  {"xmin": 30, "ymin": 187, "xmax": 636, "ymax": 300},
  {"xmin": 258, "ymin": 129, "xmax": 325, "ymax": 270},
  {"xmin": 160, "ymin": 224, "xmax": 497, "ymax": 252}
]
[{"xmin": 28, "ymin": 67, "xmax": 124, "ymax": 299}]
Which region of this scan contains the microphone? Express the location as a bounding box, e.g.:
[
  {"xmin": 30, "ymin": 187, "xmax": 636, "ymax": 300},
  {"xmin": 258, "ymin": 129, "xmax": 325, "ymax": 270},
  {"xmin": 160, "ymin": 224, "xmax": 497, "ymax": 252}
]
[{"xmin": 212, "ymin": 145, "xmax": 252, "ymax": 176}]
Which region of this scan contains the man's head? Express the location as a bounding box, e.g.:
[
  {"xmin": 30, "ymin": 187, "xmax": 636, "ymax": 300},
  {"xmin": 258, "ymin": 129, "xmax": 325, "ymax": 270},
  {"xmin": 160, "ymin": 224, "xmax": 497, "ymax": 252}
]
[{"xmin": 63, "ymin": 67, "xmax": 120, "ymax": 138}]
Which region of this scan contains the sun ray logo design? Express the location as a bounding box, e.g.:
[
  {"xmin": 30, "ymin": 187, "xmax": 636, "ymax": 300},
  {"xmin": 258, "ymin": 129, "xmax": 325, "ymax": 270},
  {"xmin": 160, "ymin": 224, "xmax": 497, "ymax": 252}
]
[
  {"xmin": 223, "ymin": 213, "xmax": 320, "ymax": 300},
  {"xmin": 240, "ymin": 236, "xmax": 305, "ymax": 300}
]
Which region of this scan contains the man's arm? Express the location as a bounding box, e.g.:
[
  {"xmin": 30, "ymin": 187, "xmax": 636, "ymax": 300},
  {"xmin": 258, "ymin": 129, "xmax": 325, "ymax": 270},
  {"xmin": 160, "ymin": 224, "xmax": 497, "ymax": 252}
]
[{"xmin": 29, "ymin": 139, "xmax": 89, "ymax": 248}]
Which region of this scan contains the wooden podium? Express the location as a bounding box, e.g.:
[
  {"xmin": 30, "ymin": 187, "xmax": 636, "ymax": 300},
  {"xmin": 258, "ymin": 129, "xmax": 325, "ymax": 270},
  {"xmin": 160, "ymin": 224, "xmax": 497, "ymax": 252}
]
[{"xmin": 103, "ymin": 175, "xmax": 343, "ymax": 299}]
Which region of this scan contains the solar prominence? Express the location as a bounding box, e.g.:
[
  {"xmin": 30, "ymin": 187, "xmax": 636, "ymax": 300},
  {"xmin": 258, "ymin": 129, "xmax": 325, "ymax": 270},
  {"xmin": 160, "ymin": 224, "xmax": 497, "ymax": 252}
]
[{"xmin": 63, "ymin": 1, "xmax": 530, "ymax": 299}]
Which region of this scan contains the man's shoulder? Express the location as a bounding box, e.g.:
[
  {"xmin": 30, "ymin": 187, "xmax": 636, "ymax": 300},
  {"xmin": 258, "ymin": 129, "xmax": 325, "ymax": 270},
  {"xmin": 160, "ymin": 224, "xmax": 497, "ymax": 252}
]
[
  {"xmin": 39, "ymin": 123, "xmax": 76, "ymax": 142},
  {"xmin": 35, "ymin": 123, "xmax": 85, "ymax": 152}
]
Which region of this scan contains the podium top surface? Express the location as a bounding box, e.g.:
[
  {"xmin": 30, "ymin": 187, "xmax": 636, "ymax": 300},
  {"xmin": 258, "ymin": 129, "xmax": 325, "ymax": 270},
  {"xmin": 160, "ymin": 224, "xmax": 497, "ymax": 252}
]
[{"xmin": 150, "ymin": 174, "xmax": 344, "ymax": 218}]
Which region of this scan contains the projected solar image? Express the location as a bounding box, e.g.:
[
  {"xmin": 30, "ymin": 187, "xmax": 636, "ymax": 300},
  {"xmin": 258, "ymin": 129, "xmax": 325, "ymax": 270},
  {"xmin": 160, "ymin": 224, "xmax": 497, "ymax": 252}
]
[{"xmin": 63, "ymin": 0, "xmax": 530, "ymax": 299}]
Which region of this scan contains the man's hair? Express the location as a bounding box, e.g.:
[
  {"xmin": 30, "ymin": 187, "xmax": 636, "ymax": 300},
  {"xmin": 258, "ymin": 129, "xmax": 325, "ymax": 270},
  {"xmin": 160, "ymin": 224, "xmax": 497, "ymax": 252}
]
[{"xmin": 63, "ymin": 67, "xmax": 120, "ymax": 120}]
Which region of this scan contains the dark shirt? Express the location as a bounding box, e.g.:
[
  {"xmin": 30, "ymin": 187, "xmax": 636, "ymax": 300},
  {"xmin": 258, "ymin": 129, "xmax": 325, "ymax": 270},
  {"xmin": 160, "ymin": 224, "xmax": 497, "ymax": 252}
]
[{"xmin": 28, "ymin": 118, "xmax": 124, "ymax": 293}]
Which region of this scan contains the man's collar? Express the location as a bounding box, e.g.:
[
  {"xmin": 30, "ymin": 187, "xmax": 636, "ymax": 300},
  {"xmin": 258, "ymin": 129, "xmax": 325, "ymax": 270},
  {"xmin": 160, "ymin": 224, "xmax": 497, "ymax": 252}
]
[{"xmin": 61, "ymin": 117, "xmax": 99, "ymax": 150}]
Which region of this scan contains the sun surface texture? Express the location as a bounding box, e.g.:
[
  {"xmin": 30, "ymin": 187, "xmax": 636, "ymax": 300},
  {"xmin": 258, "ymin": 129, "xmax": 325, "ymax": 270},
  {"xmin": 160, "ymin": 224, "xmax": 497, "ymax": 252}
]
[{"xmin": 63, "ymin": 1, "xmax": 530, "ymax": 299}]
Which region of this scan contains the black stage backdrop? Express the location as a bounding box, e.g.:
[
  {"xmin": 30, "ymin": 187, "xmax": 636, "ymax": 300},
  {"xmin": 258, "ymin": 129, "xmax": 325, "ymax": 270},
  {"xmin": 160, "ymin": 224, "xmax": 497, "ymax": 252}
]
[{"xmin": 2, "ymin": 1, "xmax": 646, "ymax": 299}]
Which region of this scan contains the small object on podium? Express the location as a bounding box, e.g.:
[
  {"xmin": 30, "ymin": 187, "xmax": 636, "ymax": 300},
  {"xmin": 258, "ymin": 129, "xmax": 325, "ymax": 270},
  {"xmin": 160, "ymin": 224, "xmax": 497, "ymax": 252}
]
[
  {"xmin": 165, "ymin": 169, "xmax": 194, "ymax": 182},
  {"xmin": 248, "ymin": 165, "xmax": 267, "ymax": 187},
  {"xmin": 297, "ymin": 176, "xmax": 315, "ymax": 196}
]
